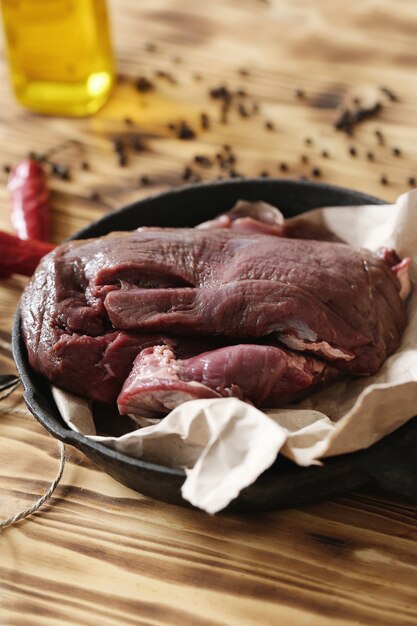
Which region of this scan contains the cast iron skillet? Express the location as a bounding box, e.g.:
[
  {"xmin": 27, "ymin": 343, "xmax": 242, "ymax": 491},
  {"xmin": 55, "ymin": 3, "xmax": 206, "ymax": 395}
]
[{"xmin": 12, "ymin": 179, "xmax": 417, "ymax": 511}]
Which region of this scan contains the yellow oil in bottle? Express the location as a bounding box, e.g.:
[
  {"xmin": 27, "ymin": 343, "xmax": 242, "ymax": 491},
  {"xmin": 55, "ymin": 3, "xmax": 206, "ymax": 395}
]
[{"xmin": 1, "ymin": 0, "xmax": 115, "ymax": 116}]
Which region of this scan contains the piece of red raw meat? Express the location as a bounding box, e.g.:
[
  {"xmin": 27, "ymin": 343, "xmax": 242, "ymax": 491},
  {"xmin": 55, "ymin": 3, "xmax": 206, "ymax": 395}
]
[{"xmin": 21, "ymin": 201, "xmax": 410, "ymax": 412}]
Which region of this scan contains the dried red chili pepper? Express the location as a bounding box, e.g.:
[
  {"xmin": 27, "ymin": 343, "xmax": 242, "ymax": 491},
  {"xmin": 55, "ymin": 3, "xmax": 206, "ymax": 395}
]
[
  {"xmin": 0, "ymin": 231, "xmax": 55, "ymax": 279},
  {"xmin": 7, "ymin": 159, "xmax": 50, "ymax": 241}
]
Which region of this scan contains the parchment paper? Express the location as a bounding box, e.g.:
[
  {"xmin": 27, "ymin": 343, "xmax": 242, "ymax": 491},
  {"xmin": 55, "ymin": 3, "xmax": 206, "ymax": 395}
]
[{"xmin": 52, "ymin": 189, "xmax": 417, "ymax": 513}]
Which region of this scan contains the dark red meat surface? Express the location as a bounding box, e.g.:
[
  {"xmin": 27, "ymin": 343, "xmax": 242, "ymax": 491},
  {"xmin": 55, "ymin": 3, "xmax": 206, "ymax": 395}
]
[{"xmin": 21, "ymin": 203, "xmax": 408, "ymax": 414}]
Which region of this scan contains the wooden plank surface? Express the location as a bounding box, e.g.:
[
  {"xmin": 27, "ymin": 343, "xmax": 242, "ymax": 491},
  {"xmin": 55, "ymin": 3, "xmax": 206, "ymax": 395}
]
[{"xmin": 1, "ymin": 0, "xmax": 417, "ymax": 624}]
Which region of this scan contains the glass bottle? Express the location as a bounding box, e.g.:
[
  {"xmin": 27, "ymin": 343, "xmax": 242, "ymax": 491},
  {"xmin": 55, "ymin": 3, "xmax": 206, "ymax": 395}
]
[{"xmin": 1, "ymin": 0, "xmax": 115, "ymax": 116}]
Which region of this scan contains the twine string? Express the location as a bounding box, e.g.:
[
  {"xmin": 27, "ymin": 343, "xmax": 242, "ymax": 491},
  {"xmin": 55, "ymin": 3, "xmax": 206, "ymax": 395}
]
[
  {"xmin": 0, "ymin": 376, "xmax": 67, "ymax": 531},
  {"xmin": 0, "ymin": 380, "xmax": 21, "ymax": 401},
  {"xmin": 0, "ymin": 441, "xmax": 66, "ymax": 531}
]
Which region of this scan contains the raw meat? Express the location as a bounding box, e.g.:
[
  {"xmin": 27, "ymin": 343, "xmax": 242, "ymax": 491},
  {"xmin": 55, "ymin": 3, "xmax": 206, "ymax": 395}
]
[
  {"xmin": 117, "ymin": 344, "xmax": 339, "ymax": 416},
  {"xmin": 20, "ymin": 201, "xmax": 410, "ymax": 414}
]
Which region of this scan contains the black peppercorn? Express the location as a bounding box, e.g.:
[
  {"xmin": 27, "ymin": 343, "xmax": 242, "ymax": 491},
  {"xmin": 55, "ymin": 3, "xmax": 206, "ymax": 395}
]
[
  {"xmin": 375, "ymin": 129, "xmax": 384, "ymax": 145},
  {"xmin": 51, "ymin": 162, "xmax": 70, "ymax": 180},
  {"xmin": 200, "ymin": 112, "xmax": 210, "ymax": 130},
  {"xmin": 89, "ymin": 191, "xmax": 100, "ymax": 202}
]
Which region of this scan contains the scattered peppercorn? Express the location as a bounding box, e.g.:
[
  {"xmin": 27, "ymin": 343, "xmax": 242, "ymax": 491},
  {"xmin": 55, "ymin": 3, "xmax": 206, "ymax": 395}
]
[
  {"xmin": 334, "ymin": 102, "xmax": 382, "ymax": 135},
  {"xmin": 89, "ymin": 191, "xmax": 100, "ymax": 202},
  {"xmin": 304, "ymin": 137, "xmax": 313, "ymax": 145},
  {"xmin": 213, "ymin": 145, "xmax": 238, "ymax": 172},
  {"xmin": 374, "ymin": 129, "xmax": 384, "ymax": 145},
  {"xmin": 193, "ymin": 155, "xmax": 212, "ymax": 168},
  {"xmin": 3, "ymin": 164, "xmax": 11, "ymax": 174},
  {"xmin": 264, "ymin": 120, "xmax": 275, "ymax": 131},
  {"xmin": 349, "ymin": 146, "xmax": 357, "ymax": 157},
  {"xmin": 334, "ymin": 110, "xmax": 353, "ymax": 135},
  {"xmin": 139, "ymin": 175, "xmax": 151, "ymax": 186},
  {"xmin": 311, "ymin": 167, "xmax": 321, "ymax": 178},
  {"xmin": 172, "ymin": 121, "xmax": 196, "ymax": 140},
  {"xmin": 124, "ymin": 117, "xmax": 134, "ymax": 126},
  {"xmin": 321, "ymin": 150, "xmax": 329, "ymax": 158},
  {"xmin": 209, "ymin": 85, "xmax": 232, "ymax": 104},
  {"xmin": 51, "ymin": 162, "xmax": 70, "ymax": 180},
  {"xmin": 366, "ymin": 151, "xmax": 374, "ymax": 161},
  {"xmin": 407, "ymin": 176, "xmax": 416, "ymax": 187},
  {"xmin": 237, "ymin": 103, "xmax": 249, "ymax": 118},
  {"xmin": 111, "ymin": 137, "xmax": 128, "ymax": 166},
  {"xmin": 200, "ymin": 112, "xmax": 210, "ymax": 130},
  {"xmin": 236, "ymin": 88, "xmax": 247, "ymax": 98},
  {"xmin": 182, "ymin": 166, "xmax": 194, "ymax": 181},
  {"xmin": 118, "ymin": 153, "xmax": 127, "ymax": 167},
  {"xmin": 135, "ymin": 76, "xmax": 155, "ymax": 93},
  {"xmin": 295, "ymin": 88, "xmax": 305, "ymax": 99},
  {"xmin": 392, "ymin": 147, "xmax": 402, "ymax": 157},
  {"xmin": 380, "ymin": 174, "xmax": 388, "ymax": 185},
  {"xmin": 218, "ymin": 157, "xmax": 232, "ymax": 170},
  {"xmin": 301, "ymin": 154, "xmax": 309, "ymax": 164},
  {"xmin": 228, "ymin": 169, "xmax": 239, "ymax": 178},
  {"xmin": 279, "ymin": 162, "xmax": 288, "ymax": 172},
  {"xmin": 379, "ymin": 86, "xmax": 398, "ymax": 102},
  {"xmin": 352, "ymin": 97, "xmax": 361, "ymax": 106},
  {"xmin": 238, "ymin": 68, "xmax": 250, "ymax": 77},
  {"xmin": 155, "ymin": 70, "xmax": 177, "ymax": 85}
]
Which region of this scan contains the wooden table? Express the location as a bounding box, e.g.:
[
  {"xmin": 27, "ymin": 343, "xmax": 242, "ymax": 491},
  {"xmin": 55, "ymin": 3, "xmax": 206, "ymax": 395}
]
[{"xmin": 1, "ymin": 1, "xmax": 417, "ymax": 624}]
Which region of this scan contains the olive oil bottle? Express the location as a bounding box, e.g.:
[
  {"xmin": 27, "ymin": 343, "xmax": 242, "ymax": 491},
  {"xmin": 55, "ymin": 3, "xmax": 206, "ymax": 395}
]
[{"xmin": 1, "ymin": 0, "xmax": 115, "ymax": 116}]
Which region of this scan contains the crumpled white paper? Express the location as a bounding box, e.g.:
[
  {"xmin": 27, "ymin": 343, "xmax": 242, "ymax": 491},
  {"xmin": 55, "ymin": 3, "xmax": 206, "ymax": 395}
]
[{"xmin": 52, "ymin": 189, "xmax": 417, "ymax": 513}]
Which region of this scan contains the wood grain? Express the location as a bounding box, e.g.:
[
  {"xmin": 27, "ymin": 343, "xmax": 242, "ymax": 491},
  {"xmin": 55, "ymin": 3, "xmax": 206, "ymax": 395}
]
[{"xmin": 1, "ymin": 1, "xmax": 417, "ymax": 624}]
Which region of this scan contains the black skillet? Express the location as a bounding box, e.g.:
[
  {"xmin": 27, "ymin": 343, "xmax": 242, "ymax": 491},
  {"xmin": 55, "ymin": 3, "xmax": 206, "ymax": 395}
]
[{"xmin": 12, "ymin": 179, "xmax": 417, "ymax": 511}]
